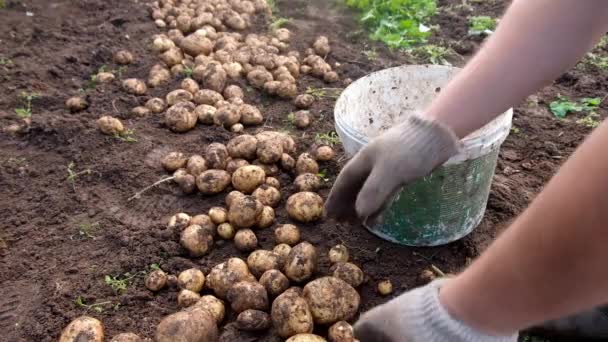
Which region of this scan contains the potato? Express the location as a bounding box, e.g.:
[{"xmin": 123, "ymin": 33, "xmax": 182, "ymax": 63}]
[
  {"xmin": 311, "ymin": 62, "xmax": 331, "ymax": 78},
  {"xmin": 271, "ymin": 288, "xmax": 314, "ymax": 338},
  {"xmin": 66, "ymin": 96, "xmax": 88, "ymax": 112},
  {"xmin": 296, "ymin": 153, "xmax": 319, "ymax": 175},
  {"xmin": 300, "ymin": 65, "xmax": 312, "ymax": 75},
  {"xmin": 247, "ymin": 69, "xmax": 273, "ymax": 88},
  {"xmin": 324, "ymin": 71, "xmax": 339, "ymax": 83},
  {"xmin": 152, "ymin": 36, "xmax": 175, "ymax": 53},
  {"xmin": 226, "ymin": 190, "xmax": 246, "ymax": 208},
  {"xmin": 252, "ymin": 185, "xmax": 281, "ymax": 207},
  {"xmin": 274, "ymin": 28, "xmax": 291, "ymax": 42},
  {"xmin": 236, "ymin": 309, "xmax": 271, "ymax": 331},
  {"xmin": 224, "ymin": 62, "xmax": 244, "ymax": 79},
  {"xmin": 191, "ymin": 105, "xmax": 214, "ymax": 125},
  {"xmin": 247, "ymin": 249, "xmax": 281, "ymax": 277},
  {"xmin": 229, "ymin": 97, "xmax": 245, "ymax": 106},
  {"xmin": 328, "ymin": 244, "xmax": 349, "ymax": 264},
  {"xmin": 215, "ymin": 99, "xmax": 231, "ymax": 109},
  {"xmin": 165, "ymin": 101, "xmax": 198, "ymax": 132},
  {"xmin": 239, "ymin": 104, "xmax": 264, "ymax": 125},
  {"xmin": 110, "ymin": 332, "xmax": 142, "ymax": 342},
  {"xmin": 257, "ymin": 138, "xmax": 283, "ymax": 164},
  {"xmin": 59, "ymin": 316, "xmax": 104, "ymax": 342},
  {"xmin": 180, "ymin": 33, "xmax": 214, "ymax": 56},
  {"xmin": 114, "ymin": 50, "xmax": 134, "ymax": 65},
  {"xmin": 313, "ymin": 36, "xmax": 331, "ymax": 56},
  {"xmin": 167, "ymin": 89, "xmax": 194, "ymax": 106},
  {"xmin": 196, "ymin": 170, "xmax": 231, "ymax": 195},
  {"xmin": 167, "ymin": 212, "xmax": 191, "ymax": 230},
  {"xmin": 274, "ymin": 224, "xmax": 300, "ymax": 246},
  {"xmin": 266, "ymin": 177, "xmax": 280, "ymax": 189},
  {"xmin": 227, "ymin": 134, "xmax": 258, "ymax": 160},
  {"xmin": 192, "ymin": 295, "xmax": 225, "ymax": 323},
  {"xmin": 194, "ymin": 89, "xmax": 224, "ymax": 105},
  {"xmin": 190, "ymin": 214, "xmax": 215, "ymax": 232},
  {"xmin": 181, "ymin": 78, "xmax": 200, "ymax": 95},
  {"xmin": 224, "ymin": 84, "xmax": 244, "ymax": 100},
  {"xmin": 148, "ymin": 64, "xmax": 171, "ymax": 87},
  {"xmin": 213, "ymin": 104, "xmax": 241, "ymax": 127},
  {"xmin": 231, "ymin": 165, "xmax": 266, "ymax": 193},
  {"xmin": 256, "ymin": 131, "xmax": 296, "ymax": 154},
  {"xmin": 209, "ymin": 207, "xmax": 228, "ymax": 224},
  {"xmin": 303, "ymin": 277, "xmax": 360, "ymax": 324},
  {"xmin": 227, "ymin": 281, "xmax": 269, "ymax": 313},
  {"xmin": 377, "ymin": 279, "xmax": 393, "ymax": 296},
  {"xmin": 285, "ymin": 242, "xmax": 317, "ymax": 282},
  {"xmin": 294, "ymin": 110, "xmax": 311, "ymax": 129},
  {"xmin": 145, "ymin": 270, "xmax": 168, "ymax": 292},
  {"xmin": 280, "ymin": 153, "xmax": 296, "ymax": 171},
  {"xmin": 253, "ymin": 160, "xmax": 280, "ymax": 177},
  {"xmin": 175, "ymin": 171, "xmax": 197, "ymax": 194},
  {"xmin": 287, "ymin": 334, "xmax": 327, "ymax": 342},
  {"xmin": 419, "ymin": 269, "xmax": 437, "ymax": 284},
  {"xmin": 328, "ymin": 321, "xmax": 354, "ymax": 342},
  {"xmin": 294, "ymin": 173, "xmax": 321, "ymax": 192},
  {"xmin": 277, "ymin": 81, "xmax": 297, "ymax": 99},
  {"xmin": 259, "ymin": 269, "xmax": 289, "ymax": 297},
  {"xmin": 155, "ymin": 310, "xmax": 218, "ymax": 342},
  {"xmin": 264, "ymin": 80, "xmax": 281, "ymax": 95},
  {"xmin": 286, "ymin": 192, "xmax": 324, "ymax": 223},
  {"xmin": 122, "ymin": 78, "xmax": 147, "ymax": 95},
  {"xmin": 256, "ymin": 206, "xmax": 275, "ymax": 228},
  {"xmin": 186, "ymin": 155, "xmax": 208, "ymax": 177},
  {"xmin": 167, "ymin": 29, "xmax": 184, "ymax": 45},
  {"xmin": 162, "ymin": 152, "xmax": 188, "ymax": 171},
  {"xmin": 273, "ymin": 243, "xmax": 292, "ymax": 262},
  {"xmin": 178, "ymin": 289, "xmax": 201, "ymax": 307},
  {"xmin": 276, "ymin": 72, "xmax": 296, "ymax": 84},
  {"xmin": 96, "ymin": 72, "xmax": 115, "ymax": 83},
  {"xmin": 226, "ymin": 158, "xmax": 250, "ymax": 174},
  {"xmin": 207, "ymin": 257, "xmax": 255, "ymax": 298},
  {"xmin": 146, "ymin": 97, "xmax": 166, "ymax": 113},
  {"xmin": 178, "ymin": 268, "xmax": 205, "ymax": 293},
  {"xmin": 294, "ymin": 94, "xmax": 314, "ymax": 109},
  {"xmin": 217, "ymin": 222, "xmax": 236, "ymax": 240},
  {"xmin": 331, "ymin": 263, "xmax": 364, "ymax": 288},
  {"xmin": 205, "ymin": 143, "xmax": 229, "ymax": 169},
  {"xmin": 315, "ymin": 146, "xmax": 335, "ymax": 161},
  {"xmin": 234, "ymin": 228, "xmax": 258, "ymax": 252},
  {"xmin": 176, "ymin": 14, "xmax": 192, "ymax": 33},
  {"xmin": 97, "ymin": 116, "xmax": 125, "ymax": 135},
  {"xmin": 196, "ymin": 63, "xmax": 227, "ymax": 93}
]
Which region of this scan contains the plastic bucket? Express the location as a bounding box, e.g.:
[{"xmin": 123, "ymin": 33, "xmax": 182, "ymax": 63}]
[{"xmin": 334, "ymin": 65, "xmax": 512, "ymax": 246}]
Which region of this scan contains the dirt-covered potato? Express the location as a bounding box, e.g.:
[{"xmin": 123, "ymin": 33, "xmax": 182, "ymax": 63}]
[
  {"xmin": 213, "ymin": 104, "xmax": 241, "ymax": 127},
  {"xmin": 209, "ymin": 207, "xmax": 228, "ymax": 225},
  {"xmin": 207, "ymin": 258, "xmax": 256, "ymax": 298},
  {"xmin": 312, "ymin": 36, "xmax": 331, "ymax": 56},
  {"xmin": 205, "ymin": 142, "xmax": 229, "ymax": 169},
  {"xmin": 165, "ymin": 101, "xmax": 198, "ymax": 132},
  {"xmin": 230, "ymin": 123, "xmax": 244, "ymax": 134},
  {"xmin": 145, "ymin": 98, "xmax": 166, "ymax": 113},
  {"xmin": 195, "ymin": 104, "xmax": 217, "ymax": 125},
  {"xmin": 152, "ymin": 36, "xmax": 175, "ymax": 53},
  {"xmin": 296, "ymin": 153, "xmax": 319, "ymax": 175},
  {"xmin": 66, "ymin": 96, "xmax": 88, "ymax": 112},
  {"xmin": 196, "ymin": 170, "xmax": 231, "ymax": 195},
  {"xmin": 377, "ymin": 279, "xmax": 393, "ymax": 296},
  {"xmin": 224, "ymin": 62, "xmax": 244, "ymax": 79},
  {"xmin": 178, "ymin": 289, "xmax": 201, "ymax": 307},
  {"xmin": 225, "ymin": 190, "xmax": 246, "ymax": 208},
  {"xmin": 167, "ymin": 212, "xmax": 191, "ymax": 230},
  {"xmin": 192, "ymin": 295, "xmax": 226, "ymax": 323},
  {"xmin": 247, "ymin": 250, "xmax": 281, "ymax": 277},
  {"xmin": 315, "ymin": 146, "xmax": 335, "ymax": 162},
  {"xmin": 279, "ymin": 153, "xmax": 295, "ymax": 172},
  {"xmin": 197, "ymin": 63, "xmax": 227, "ymax": 93},
  {"xmin": 162, "ymin": 152, "xmax": 188, "ymax": 172},
  {"xmin": 285, "ymin": 242, "xmax": 317, "ymax": 282},
  {"xmin": 265, "ymin": 177, "xmax": 280, "ymax": 189},
  {"xmin": 181, "ymin": 78, "xmax": 200, "ymax": 95},
  {"xmin": 236, "ymin": 309, "xmax": 271, "ymax": 331},
  {"xmin": 223, "ymin": 84, "xmax": 244, "ymax": 100},
  {"xmin": 180, "ymin": 33, "xmax": 214, "ymax": 56},
  {"xmin": 227, "ymin": 134, "xmax": 258, "ymax": 160},
  {"xmin": 226, "ymin": 158, "xmax": 250, "ymax": 174},
  {"xmin": 273, "ymin": 28, "xmax": 291, "ymax": 42},
  {"xmin": 110, "ymin": 332, "xmax": 142, "ymax": 342},
  {"xmin": 273, "ymin": 243, "xmax": 292, "ymax": 263},
  {"xmin": 331, "ymin": 262, "xmax": 364, "ymax": 288},
  {"xmin": 239, "ymin": 104, "xmax": 264, "ymax": 125},
  {"xmin": 234, "ymin": 228, "xmax": 258, "ymax": 252},
  {"xmin": 96, "ymin": 72, "xmax": 115, "ymax": 83},
  {"xmin": 176, "ymin": 14, "xmax": 193, "ymax": 33},
  {"xmin": 274, "ymin": 224, "xmax": 300, "ymax": 246},
  {"xmin": 247, "ymin": 68, "xmax": 274, "ymax": 89},
  {"xmin": 258, "ymin": 269, "xmax": 288, "ymax": 297},
  {"xmin": 294, "ymin": 110, "xmax": 311, "ymax": 129},
  {"xmin": 175, "ymin": 170, "xmax": 197, "ymax": 194},
  {"xmin": 178, "ymin": 268, "xmax": 205, "ymax": 292},
  {"xmin": 328, "ymin": 321, "xmax": 354, "ymax": 342},
  {"xmin": 114, "ymin": 50, "xmax": 134, "ymax": 65},
  {"xmin": 148, "ymin": 64, "xmax": 171, "ymax": 87},
  {"xmin": 264, "ymin": 80, "xmax": 281, "ymax": 95},
  {"xmin": 252, "ymin": 185, "xmax": 281, "ymax": 207},
  {"xmin": 194, "ymin": 89, "xmax": 224, "ymax": 105},
  {"xmin": 324, "ymin": 71, "xmax": 339, "ymax": 83},
  {"xmin": 256, "ymin": 131, "xmax": 296, "ymax": 154},
  {"xmin": 286, "ymin": 192, "xmax": 324, "ymax": 223},
  {"xmin": 227, "ymin": 281, "xmax": 269, "ymax": 313},
  {"xmin": 145, "ymin": 270, "xmax": 168, "ymax": 292},
  {"xmin": 419, "ymin": 269, "xmax": 437, "ymax": 284},
  {"xmin": 190, "ymin": 214, "xmax": 216, "ymax": 232},
  {"xmin": 122, "ymin": 78, "xmax": 147, "ymax": 95},
  {"xmin": 256, "ymin": 206, "xmax": 275, "ymax": 228},
  {"xmin": 257, "ymin": 138, "xmax": 283, "ymax": 164},
  {"xmin": 328, "ymin": 244, "xmax": 349, "ymax": 264},
  {"xmin": 294, "ymin": 173, "xmax": 321, "ymax": 192},
  {"xmin": 251, "ymin": 160, "xmax": 278, "ymax": 177},
  {"xmin": 312, "ymin": 62, "xmax": 332, "ymax": 78},
  {"xmin": 287, "ymin": 334, "xmax": 327, "ymax": 342},
  {"xmin": 186, "ymin": 155, "xmax": 207, "ymax": 177},
  {"xmin": 59, "ymin": 316, "xmax": 104, "ymax": 342},
  {"xmin": 271, "ymin": 288, "xmax": 314, "ymax": 338},
  {"xmin": 303, "ymin": 277, "xmax": 360, "ymax": 325},
  {"xmin": 155, "ymin": 310, "xmax": 218, "ymax": 342},
  {"xmin": 300, "ymin": 65, "xmax": 312, "ymax": 75},
  {"xmin": 231, "ymin": 165, "xmax": 266, "ymax": 193},
  {"xmin": 97, "ymin": 116, "xmax": 125, "ymax": 136},
  {"xmin": 294, "ymin": 94, "xmax": 314, "ymax": 109},
  {"xmin": 160, "ymin": 47, "xmax": 184, "ymax": 67},
  {"xmin": 276, "ymin": 81, "xmax": 297, "ymax": 99},
  {"xmin": 217, "ymin": 222, "xmax": 236, "ymax": 240}
]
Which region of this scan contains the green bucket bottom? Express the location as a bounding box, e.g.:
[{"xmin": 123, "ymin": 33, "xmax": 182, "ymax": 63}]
[{"xmin": 369, "ymin": 149, "xmax": 500, "ymax": 246}]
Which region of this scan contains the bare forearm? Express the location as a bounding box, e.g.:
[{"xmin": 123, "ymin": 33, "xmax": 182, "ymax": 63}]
[
  {"xmin": 441, "ymin": 120, "xmax": 608, "ymax": 335},
  {"xmin": 427, "ymin": 0, "xmax": 608, "ymax": 138}
]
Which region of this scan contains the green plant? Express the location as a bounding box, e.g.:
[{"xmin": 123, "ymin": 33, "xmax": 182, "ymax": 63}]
[
  {"xmin": 114, "ymin": 129, "xmax": 138, "ymax": 143},
  {"xmin": 66, "ymin": 161, "xmax": 93, "ymax": 190},
  {"xmin": 75, "ymin": 296, "xmax": 116, "ymax": 313},
  {"xmin": 306, "ymin": 87, "xmax": 343, "ymax": 99},
  {"xmin": 269, "ymin": 17, "xmax": 290, "ymax": 31},
  {"xmin": 549, "ymin": 95, "xmax": 601, "ymax": 119},
  {"xmin": 510, "ymin": 127, "xmax": 520, "ymax": 134},
  {"xmin": 104, "ymin": 271, "xmax": 144, "ymax": 294},
  {"xmin": 317, "ymin": 169, "xmax": 330, "ymax": 182},
  {"xmin": 0, "ymin": 57, "xmax": 14, "ymax": 71},
  {"xmin": 346, "ymin": 0, "xmax": 437, "ymax": 49},
  {"xmin": 582, "ymin": 52, "xmax": 608, "ymax": 71},
  {"xmin": 315, "ymin": 131, "xmax": 341, "ymax": 146},
  {"xmin": 182, "ymin": 66, "xmax": 194, "ymax": 78},
  {"xmin": 577, "ymin": 111, "xmax": 601, "ymax": 128},
  {"xmin": 468, "ymin": 15, "xmax": 497, "ymax": 35},
  {"xmin": 409, "ymin": 44, "xmax": 452, "ymax": 65},
  {"xmin": 0, "ymin": 0, "xmax": 6, "ymax": 9},
  {"xmin": 363, "ymin": 47, "xmax": 379, "ymax": 60},
  {"xmin": 14, "ymin": 91, "xmax": 39, "ymax": 118},
  {"xmin": 76, "ymin": 222, "xmax": 100, "ymax": 240},
  {"xmin": 150, "ymin": 263, "xmax": 162, "ymax": 271}
]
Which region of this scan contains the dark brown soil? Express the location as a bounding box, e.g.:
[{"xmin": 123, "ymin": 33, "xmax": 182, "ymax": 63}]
[{"xmin": 0, "ymin": 0, "xmax": 603, "ymax": 341}]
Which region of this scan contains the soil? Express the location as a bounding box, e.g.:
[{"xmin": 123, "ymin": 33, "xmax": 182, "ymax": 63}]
[{"xmin": 0, "ymin": 0, "xmax": 604, "ymax": 341}]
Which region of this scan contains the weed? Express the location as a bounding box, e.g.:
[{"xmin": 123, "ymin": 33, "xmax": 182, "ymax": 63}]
[
  {"xmin": 577, "ymin": 111, "xmax": 601, "ymax": 128},
  {"xmin": 363, "ymin": 48, "xmax": 379, "ymax": 60},
  {"xmin": 286, "ymin": 112, "xmax": 297, "ymax": 128},
  {"xmin": 468, "ymin": 15, "xmax": 497, "ymax": 35},
  {"xmin": 549, "ymin": 95, "xmax": 601, "ymax": 119},
  {"xmin": 114, "ymin": 129, "xmax": 138, "ymax": 143},
  {"xmin": 510, "ymin": 127, "xmax": 520, "ymax": 134},
  {"xmin": 269, "ymin": 17, "xmax": 290, "ymax": 31},
  {"xmin": 150, "ymin": 263, "xmax": 162, "ymax": 271},
  {"xmin": 315, "ymin": 131, "xmax": 341, "ymax": 146},
  {"xmin": 66, "ymin": 162, "xmax": 92, "ymax": 188},
  {"xmin": 117, "ymin": 66, "xmax": 128, "ymax": 79},
  {"xmin": 409, "ymin": 44, "xmax": 453, "ymax": 65},
  {"xmin": 581, "ymin": 52, "xmax": 608, "ymax": 71},
  {"xmin": 104, "ymin": 271, "xmax": 145, "ymax": 295},
  {"xmin": 76, "ymin": 222, "xmax": 100, "ymax": 240},
  {"xmin": 306, "ymin": 87, "xmax": 343, "ymax": 99},
  {"xmin": 317, "ymin": 169, "xmax": 330, "ymax": 182},
  {"xmin": 75, "ymin": 296, "xmax": 117, "ymax": 313},
  {"xmin": 267, "ymin": 0, "xmax": 277, "ymax": 12},
  {"xmin": 182, "ymin": 66, "xmax": 194, "ymax": 78},
  {"xmin": 14, "ymin": 91, "xmax": 39, "ymax": 118}
]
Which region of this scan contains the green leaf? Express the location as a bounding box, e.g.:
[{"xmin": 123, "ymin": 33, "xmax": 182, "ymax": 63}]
[{"xmin": 581, "ymin": 97, "xmax": 601, "ymax": 107}]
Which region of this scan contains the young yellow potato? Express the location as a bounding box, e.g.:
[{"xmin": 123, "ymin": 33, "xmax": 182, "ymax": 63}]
[
  {"xmin": 294, "ymin": 173, "xmax": 321, "ymax": 192},
  {"xmin": 229, "ymin": 194, "xmax": 264, "ymax": 228},
  {"xmin": 155, "ymin": 310, "xmax": 218, "ymax": 342},
  {"xmin": 239, "ymin": 104, "xmax": 264, "ymax": 125},
  {"xmin": 259, "ymin": 269, "xmax": 289, "ymax": 297},
  {"xmin": 122, "ymin": 78, "xmax": 147, "ymax": 95},
  {"xmin": 247, "ymin": 68, "xmax": 274, "ymax": 88},
  {"xmin": 145, "ymin": 97, "xmax": 166, "ymax": 113},
  {"xmin": 324, "ymin": 71, "xmax": 340, "ymax": 83},
  {"xmin": 205, "ymin": 142, "xmax": 229, "ymax": 169},
  {"xmin": 273, "ymin": 244, "xmax": 292, "ymax": 264},
  {"xmin": 213, "ymin": 104, "xmax": 241, "ymax": 127},
  {"xmin": 236, "ymin": 309, "xmax": 271, "ymax": 331},
  {"xmin": 377, "ymin": 279, "xmax": 393, "ymax": 296},
  {"xmin": 227, "ymin": 134, "xmax": 258, "ymax": 160},
  {"xmin": 109, "ymin": 332, "xmax": 142, "ymax": 342},
  {"xmin": 264, "ymin": 80, "xmax": 281, "ymax": 95},
  {"xmin": 177, "ymin": 268, "xmax": 205, "ymax": 293},
  {"xmin": 294, "ymin": 94, "xmax": 314, "ymax": 109},
  {"xmin": 66, "ymin": 96, "xmax": 88, "ymax": 112},
  {"xmin": 131, "ymin": 105, "xmax": 150, "ymax": 116},
  {"xmin": 419, "ymin": 269, "xmax": 437, "ymax": 284},
  {"xmin": 209, "ymin": 207, "xmax": 228, "ymax": 225},
  {"xmin": 302, "ymin": 277, "xmax": 360, "ymax": 325},
  {"xmin": 294, "ymin": 110, "xmax": 311, "ymax": 129},
  {"xmin": 225, "ymin": 190, "xmax": 246, "ymax": 208},
  {"xmin": 227, "ymin": 281, "xmax": 269, "ymax": 313},
  {"xmin": 194, "ymin": 104, "xmax": 217, "ymax": 125},
  {"xmin": 280, "ymin": 153, "xmax": 296, "ymax": 171},
  {"xmin": 145, "ymin": 269, "xmax": 168, "ymax": 292},
  {"xmin": 96, "ymin": 72, "xmax": 115, "ymax": 83},
  {"xmin": 276, "ymin": 81, "xmax": 297, "ymax": 99},
  {"xmin": 191, "ymin": 295, "xmax": 225, "ymax": 323},
  {"xmin": 274, "ymin": 224, "xmax": 300, "ymax": 246},
  {"xmin": 176, "ymin": 14, "xmax": 192, "ymax": 33},
  {"xmin": 197, "ymin": 63, "xmax": 227, "ymax": 93},
  {"xmin": 152, "ymin": 36, "xmax": 175, "ymax": 53},
  {"xmin": 206, "ymin": 258, "xmax": 255, "ymax": 298},
  {"xmin": 312, "ymin": 62, "xmax": 332, "ymax": 78},
  {"xmin": 252, "ymin": 185, "xmax": 281, "ymax": 207},
  {"xmin": 181, "ymin": 78, "xmax": 200, "ymax": 94},
  {"xmin": 328, "ymin": 321, "xmax": 355, "ymax": 342},
  {"xmin": 178, "ymin": 289, "xmax": 201, "ymax": 308},
  {"xmin": 284, "ymin": 242, "xmax": 317, "ymax": 282},
  {"xmin": 194, "ymin": 89, "xmax": 224, "ymax": 106},
  {"xmin": 114, "ymin": 50, "xmax": 134, "ymax": 65},
  {"xmin": 166, "ymin": 89, "xmax": 194, "ymax": 106},
  {"xmin": 224, "ymin": 62, "xmax": 244, "ymax": 79},
  {"xmin": 97, "ymin": 116, "xmax": 125, "ymax": 136},
  {"xmin": 224, "ymin": 85, "xmax": 244, "ymax": 100},
  {"xmin": 286, "ymin": 334, "xmax": 327, "ymax": 342},
  {"xmin": 231, "ymin": 165, "xmax": 266, "ymax": 193},
  {"xmin": 296, "ymin": 153, "xmax": 319, "ymax": 175},
  {"xmin": 315, "ymin": 145, "xmax": 335, "ymax": 161},
  {"xmin": 217, "ymin": 222, "xmax": 236, "ymax": 240},
  {"xmin": 167, "ymin": 212, "xmax": 191, "ymax": 230},
  {"xmin": 313, "ymin": 36, "xmax": 331, "ymax": 56},
  {"xmin": 190, "ymin": 214, "xmax": 215, "ymax": 232},
  {"xmin": 256, "ymin": 206, "xmax": 275, "ymax": 228},
  {"xmin": 256, "ymin": 131, "xmax": 296, "ymax": 154},
  {"xmin": 271, "ymin": 288, "xmax": 314, "ymax": 338},
  {"xmin": 59, "ymin": 316, "xmax": 104, "ymax": 342},
  {"xmin": 247, "ymin": 249, "xmax": 281, "ymax": 277},
  {"xmin": 265, "ymin": 177, "xmax": 280, "ymax": 189},
  {"xmin": 196, "ymin": 169, "xmax": 231, "ymax": 195},
  {"xmin": 148, "ymin": 64, "xmax": 171, "ymax": 87},
  {"xmin": 300, "ymin": 65, "xmax": 312, "ymax": 75},
  {"xmin": 286, "ymin": 192, "xmax": 324, "ymax": 223},
  {"xmin": 328, "ymin": 244, "xmax": 349, "ymax": 264},
  {"xmin": 226, "ymin": 158, "xmax": 250, "ymax": 174},
  {"xmin": 234, "ymin": 228, "xmax": 258, "ymax": 252},
  {"xmin": 175, "ymin": 171, "xmax": 197, "ymax": 194},
  {"xmin": 165, "ymin": 101, "xmax": 198, "ymax": 132},
  {"xmin": 185, "ymin": 155, "xmax": 207, "ymax": 177},
  {"xmin": 231, "ymin": 123, "xmax": 245, "ymax": 133},
  {"xmin": 180, "ymin": 33, "xmax": 214, "ymax": 56},
  {"xmin": 257, "ymin": 138, "xmax": 283, "ymax": 164},
  {"xmin": 331, "ymin": 262, "xmax": 364, "ymax": 288},
  {"xmin": 162, "ymin": 152, "xmax": 188, "ymax": 172}
]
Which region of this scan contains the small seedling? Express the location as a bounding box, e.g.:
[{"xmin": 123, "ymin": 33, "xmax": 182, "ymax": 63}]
[
  {"xmin": 549, "ymin": 95, "xmax": 601, "ymax": 119},
  {"xmin": 182, "ymin": 66, "xmax": 194, "ymax": 78},
  {"xmin": 409, "ymin": 44, "xmax": 453, "ymax": 65},
  {"xmin": 269, "ymin": 17, "xmax": 290, "ymax": 31},
  {"xmin": 66, "ymin": 161, "xmax": 92, "ymax": 191},
  {"xmin": 75, "ymin": 296, "xmax": 116, "ymax": 313},
  {"xmin": 104, "ymin": 271, "xmax": 145, "ymax": 295},
  {"xmin": 363, "ymin": 48, "xmax": 379, "ymax": 60},
  {"xmin": 315, "ymin": 131, "xmax": 340, "ymax": 146},
  {"xmin": 286, "ymin": 112, "xmax": 296, "ymax": 127},
  {"xmin": 306, "ymin": 87, "xmax": 343, "ymax": 99},
  {"xmin": 14, "ymin": 91, "xmax": 39, "ymax": 118},
  {"xmin": 150, "ymin": 263, "xmax": 162, "ymax": 271},
  {"xmin": 76, "ymin": 222, "xmax": 100, "ymax": 240},
  {"xmin": 468, "ymin": 16, "xmax": 497, "ymax": 35},
  {"xmin": 113, "ymin": 129, "xmax": 138, "ymax": 143},
  {"xmin": 510, "ymin": 127, "xmax": 520, "ymax": 134},
  {"xmin": 317, "ymin": 169, "xmax": 330, "ymax": 182}
]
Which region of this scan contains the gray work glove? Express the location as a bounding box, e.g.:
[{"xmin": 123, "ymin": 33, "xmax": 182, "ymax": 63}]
[
  {"xmin": 355, "ymin": 280, "xmax": 518, "ymax": 342},
  {"xmin": 325, "ymin": 113, "xmax": 461, "ymax": 222}
]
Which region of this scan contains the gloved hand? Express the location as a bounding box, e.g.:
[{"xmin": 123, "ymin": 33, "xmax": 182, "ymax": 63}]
[
  {"xmin": 354, "ymin": 280, "xmax": 518, "ymax": 342},
  {"xmin": 325, "ymin": 113, "xmax": 461, "ymax": 222}
]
